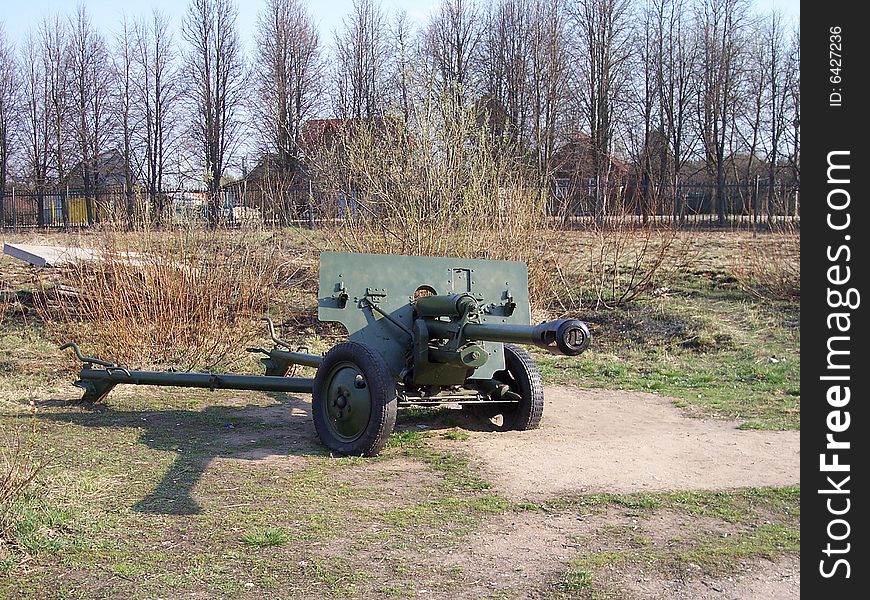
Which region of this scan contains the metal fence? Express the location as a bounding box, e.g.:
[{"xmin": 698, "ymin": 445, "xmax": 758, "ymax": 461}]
[
  {"xmin": 1, "ymin": 179, "xmax": 799, "ymax": 230},
  {"xmin": 548, "ymin": 177, "xmax": 799, "ymax": 228}
]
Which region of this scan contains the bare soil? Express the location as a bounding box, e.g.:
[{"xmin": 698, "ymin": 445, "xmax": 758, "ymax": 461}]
[
  {"xmin": 450, "ymin": 386, "xmax": 800, "ymax": 500},
  {"xmin": 412, "ymin": 386, "xmax": 800, "ymax": 598},
  {"xmin": 442, "ymin": 509, "xmax": 798, "ymax": 599}
]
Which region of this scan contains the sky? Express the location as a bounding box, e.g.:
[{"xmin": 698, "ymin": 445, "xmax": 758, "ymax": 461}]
[{"xmin": 1, "ymin": 0, "xmax": 801, "ymax": 54}]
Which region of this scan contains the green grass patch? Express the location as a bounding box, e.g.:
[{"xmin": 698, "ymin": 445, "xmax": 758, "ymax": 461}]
[
  {"xmin": 297, "ymin": 556, "xmax": 374, "ymax": 597},
  {"xmin": 537, "ymin": 275, "xmax": 800, "ymax": 430},
  {"xmin": 397, "ymin": 405, "xmax": 453, "ymax": 422},
  {"xmin": 387, "ymin": 429, "xmax": 426, "ymax": 448},
  {"xmin": 556, "ymin": 486, "xmax": 800, "ymax": 597},
  {"xmin": 543, "ymin": 486, "xmax": 800, "ymax": 521},
  {"xmin": 0, "ymin": 486, "xmax": 91, "ymax": 575},
  {"xmin": 678, "ymin": 523, "xmax": 800, "ymax": 572},
  {"xmin": 397, "ymin": 444, "xmax": 491, "ymax": 492},
  {"xmin": 241, "ymin": 527, "xmax": 290, "ymax": 548}
]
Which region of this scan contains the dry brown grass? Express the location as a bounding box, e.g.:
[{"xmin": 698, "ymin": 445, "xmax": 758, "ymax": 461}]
[
  {"xmin": 581, "ymin": 222, "xmax": 681, "ymax": 309},
  {"xmin": 304, "ymin": 96, "xmax": 691, "ymax": 313},
  {"xmin": 36, "ymin": 227, "xmax": 284, "ymax": 370},
  {"xmin": 541, "ymin": 221, "xmax": 687, "ymax": 313},
  {"xmin": 728, "ymin": 230, "xmax": 800, "ymax": 301},
  {"xmin": 0, "ymin": 280, "xmax": 9, "ymax": 326}
]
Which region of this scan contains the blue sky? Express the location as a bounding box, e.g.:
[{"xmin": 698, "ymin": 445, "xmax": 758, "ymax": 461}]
[
  {"xmin": 1, "ymin": 0, "xmax": 800, "ymax": 53},
  {"xmin": 0, "ymin": 1, "xmax": 442, "ymax": 51}
]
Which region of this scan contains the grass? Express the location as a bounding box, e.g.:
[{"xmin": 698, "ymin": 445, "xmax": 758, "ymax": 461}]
[
  {"xmin": 556, "ymin": 486, "xmax": 801, "ymax": 597},
  {"xmin": 0, "ymin": 228, "xmax": 800, "ymax": 597},
  {"xmin": 4, "ymin": 227, "xmax": 800, "ymax": 429},
  {"xmin": 241, "ymin": 527, "xmax": 290, "ymax": 547},
  {"xmin": 536, "ymin": 264, "xmax": 800, "ymax": 429},
  {"xmin": 540, "ymin": 485, "xmax": 800, "ymax": 521},
  {"xmin": 0, "ymin": 383, "xmax": 801, "ymax": 597}
]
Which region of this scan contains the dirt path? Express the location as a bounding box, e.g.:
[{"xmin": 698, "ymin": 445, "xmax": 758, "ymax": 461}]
[{"xmin": 451, "ymin": 386, "xmax": 800, "ymax": 500}]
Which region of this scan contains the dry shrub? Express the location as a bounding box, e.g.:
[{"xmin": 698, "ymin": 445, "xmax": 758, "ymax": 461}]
[
  {"xmin": 729, "ymin": 229, "xmax": 800, "ymax": 300},
  {"xmin": 585, "ymin": 221, "xmax": 680, "ymax": 308},
  {"xmin": 546, "ymin": 218, "xmax": 684, "ymax": 311},
  {"xmin": 308, "ymin": 98, "xmax": 551, "ymax": 304},
  {"xmin": 307, "ymin": 98, "xmax": 688, "ymax": 313},
  {"xmin": 38, "ymin": 227, "xmax": 282, "ymax": 370}
]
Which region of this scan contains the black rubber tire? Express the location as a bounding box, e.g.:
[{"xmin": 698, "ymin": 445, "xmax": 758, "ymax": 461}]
[
  {"xmin": 465, "ymin": 344, "xmax": 544, "ymax": 431},
  {"xmin": 312, "ymin": 341, "xmax": 398, "ymax": 456}
]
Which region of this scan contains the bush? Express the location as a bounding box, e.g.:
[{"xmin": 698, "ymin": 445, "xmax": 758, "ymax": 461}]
[
  {"xmin": 37, "ymin": 227, "xmax": 282, "ymax": 370},
  {"xmin": 309, "ymin": 97, "xmax": 552, "ymax": 304}
]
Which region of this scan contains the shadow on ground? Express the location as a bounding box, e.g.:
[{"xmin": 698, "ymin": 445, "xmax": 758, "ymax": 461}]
[
  {"xmin": 24, "ymin": 393, "xmax": 485, "ymax": 517},
  {"xmin": 28, "ymin": 392, "xmax": 327, "ymax": 516}
]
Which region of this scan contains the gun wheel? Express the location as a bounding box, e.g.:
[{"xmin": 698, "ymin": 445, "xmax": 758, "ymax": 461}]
[
  {"xmin": 312, "ymin": 341, "xmax": 398, "ymax": 456},
  {"xmin": 465, "ymin": 343, "xmax": 544, "ymax": 431}
]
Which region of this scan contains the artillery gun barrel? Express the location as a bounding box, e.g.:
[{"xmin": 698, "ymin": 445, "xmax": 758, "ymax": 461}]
[{"xmin": 426, "ymin": 318, "xmax": 591, "ymax": 356}]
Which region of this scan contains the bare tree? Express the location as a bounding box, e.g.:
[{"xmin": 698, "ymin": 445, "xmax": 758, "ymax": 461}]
[
  {"xmin": 424, "ymin": 0, "xmax": 483, "ymax": 113},
  {"xmin": 654, "ymin": 0, "xmax": 698, "ymax": 222},
  {"xmin": 764, "ymin": 11, "xmax": 792, "ymax": 225},
  {"xmin": 481, "ymin": 0, "xmax": 532, "ymax": 148},
  {"xmin": 390, "ymin": 11, "xmax": 415, "ymax": 124},
  {"xmin": 0, "ymin": 25, "xmax": 17, "ymax": 227},
  {"xmin": 695, "ymin": 0, "xmax": 749, "ymax": 225},
  {"xmin": 20, "ymin": 32, "xmax": 51, "ymax": 226},
  {"xmin": 480, "ymin": 0, "xmax": 568, "ymax": 172},
  {"xmin": 70, "ymin": 5, "xmax": 113, "ymax": 225},
  {"xmin": 625, "ymin": 1, "xmax": 658, "ymax": 223},
  {"xmin": 111, "ymin": 15, "xmax": 138, "ymax": 226},
  {"xmin": 784, "ymin": 26, "xmax": 799, "ymax": 191},
  {"xmin": 529, "ymin": 0, "xmax": 570, "ymax": 175},
  {"xmin": 253, "ymin": 0, "xmax": 320, "ymax": 195},
  {"xmin": 41, "ymin": 15, "xmax": 71, "ymax": 226},
  {"xmin": 138, "ymin": 10, "xmax": 180, "ymax": 223},
  {"xmin": 732, "ymin": 15, "xmax": 769, "ymax": 206},
  {"xmin": 183, "ymin": 0, "xmax": 246, "ymax": 227},
  {"xmin": 333, "ymin": 0, "xmax": 389, "ymax": 120},
  {"xmin": 569, "ymin": 0, "xmax": 634, "ymax": 225}
]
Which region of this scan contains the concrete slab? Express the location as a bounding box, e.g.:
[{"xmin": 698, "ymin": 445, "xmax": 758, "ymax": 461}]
[
  {"xmin": 3, "ymin": 243, "xmax": 104, "ymax": 267},
  {"xmin": 3, "ymin": 243, "xmax": 144, "ymax": 268}
]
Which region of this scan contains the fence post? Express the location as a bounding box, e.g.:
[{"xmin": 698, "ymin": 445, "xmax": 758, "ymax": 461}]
[
  {"xmin": 752, "ymin": 175, "xmax": 760, "ymax": 231},
  {"xmin": 62, "ymin": 185, "xmax": 69, "ymax": 229},
  {"xmin": 308, "ymin": 180, "xmax": 315, "ymax": 230}
]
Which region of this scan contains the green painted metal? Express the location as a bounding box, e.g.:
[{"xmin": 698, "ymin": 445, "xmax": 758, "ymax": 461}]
[
  {"xmin": 318, "ymin": 360, "xmax": 374, "ymax": 442},
  {"xmin": 318, "ymin": 251, "xmax": 532, "ymax": 381},
  {"xmin": 74, "ymin": 368, "xmax": 315, "ymax": 395},
  {"xmin": 426, "ymin": 319, "xmax": 591, "ymax": 355},
  {"xmin": 251, "ymin": 347, "xmax": 323, "ymax": 376}
]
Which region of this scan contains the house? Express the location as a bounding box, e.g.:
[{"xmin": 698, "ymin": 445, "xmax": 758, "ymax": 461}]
[
  {"xmin": 549, "ymin": 131, "xmax": 630, "ymax": 216},
  {"xmin": 225, "ymin": 118, "xmax": 402, "ymax": 224},
  {"xmin": 61, "ymin": 149, "xmax": 139, "ymax": 190}
]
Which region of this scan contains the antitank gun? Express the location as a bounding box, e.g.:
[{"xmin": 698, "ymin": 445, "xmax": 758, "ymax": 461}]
[{"xmin": 62, "ymin": 252, "xmax": 590, "ymax": 456}]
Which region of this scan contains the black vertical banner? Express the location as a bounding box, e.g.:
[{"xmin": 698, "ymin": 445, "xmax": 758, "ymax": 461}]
[{"xmin": 802, "ymin": 3, "xmax": 867, "ymax": 596}]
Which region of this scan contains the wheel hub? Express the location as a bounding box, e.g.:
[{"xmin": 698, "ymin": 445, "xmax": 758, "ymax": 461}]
[{"xmin": 323, "ymin": 364, "xmax": 372, "ymax": 441}]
